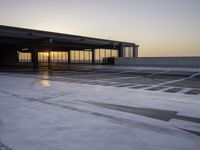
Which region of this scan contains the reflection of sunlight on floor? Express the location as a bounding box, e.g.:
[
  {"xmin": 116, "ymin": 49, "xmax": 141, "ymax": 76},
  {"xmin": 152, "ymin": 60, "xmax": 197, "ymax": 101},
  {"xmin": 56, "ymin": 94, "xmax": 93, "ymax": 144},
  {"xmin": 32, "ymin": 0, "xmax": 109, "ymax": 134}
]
[
  {"xmin": 40, "ymin": 80, "xmax": 51, "ymax": 87},
  {"xmin": 39, "ymin": 71, "xmax": 49, "ymax": 79}
]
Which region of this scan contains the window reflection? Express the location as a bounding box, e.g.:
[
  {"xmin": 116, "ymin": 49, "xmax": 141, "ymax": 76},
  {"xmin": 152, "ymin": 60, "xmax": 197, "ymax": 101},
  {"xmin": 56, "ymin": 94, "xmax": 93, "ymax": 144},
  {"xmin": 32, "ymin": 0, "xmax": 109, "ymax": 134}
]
[
  {"xmin": 18, "ymin": 52, "xmax": 31, "ymax": 62},
  {"xmin": 95, "ymin": 49, "xmax": 118, "ymax": 63},
  {"xmin": 18, "ymin": 49, "xmax": 119, "ymax": 64},
  {"xmin": 123, "ymin": 47, "xmax": 133, "ymax": 57}
]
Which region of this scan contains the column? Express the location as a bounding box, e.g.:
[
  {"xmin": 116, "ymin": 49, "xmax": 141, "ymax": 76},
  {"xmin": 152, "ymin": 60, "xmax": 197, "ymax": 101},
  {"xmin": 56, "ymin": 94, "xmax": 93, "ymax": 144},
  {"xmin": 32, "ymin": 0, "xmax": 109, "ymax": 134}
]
[
  {"xmin": 133, "ymin": 46, "xmax": 139, "ymax": 57},
  {"xmin": 48, "ymin": 50, "xmax": 51, "ymax": 70},
  {"xmin": 118, "ymin": 43, "xmax": 124, "ymax": 57},
  {"xmin": 0, "ymin": 51, "xmax": 5, "ymax": 68},
  {"xmin": 92, "ymin": 49, "xmax": 95, "ymax": 64},
  {"xmin": 68, "ymin": 50, "xmax": 71, "ymax": 64},
  {"xmin": 31, "ymin": 47, "xmax": 38, "ymax": 70},
  {"xmin": 0, "ymin": 45, "xmax": 5, "ymax": 67}
]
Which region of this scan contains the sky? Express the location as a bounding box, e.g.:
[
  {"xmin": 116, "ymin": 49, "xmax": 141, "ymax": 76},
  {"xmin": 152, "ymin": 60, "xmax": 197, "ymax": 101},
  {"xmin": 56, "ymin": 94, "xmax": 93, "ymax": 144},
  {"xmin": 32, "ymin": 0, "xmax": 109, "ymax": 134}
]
[{"xmin": 0, "ymin": 0, "xmax": 200, "ymax": 56}]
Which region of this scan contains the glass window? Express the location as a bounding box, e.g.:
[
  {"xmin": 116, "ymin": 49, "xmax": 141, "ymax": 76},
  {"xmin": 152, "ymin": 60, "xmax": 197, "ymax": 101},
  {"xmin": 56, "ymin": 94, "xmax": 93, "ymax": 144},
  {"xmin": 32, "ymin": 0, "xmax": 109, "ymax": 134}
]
[{"xmin": 18, "ymin": 52, "xmax": 32, "ymax": 62}]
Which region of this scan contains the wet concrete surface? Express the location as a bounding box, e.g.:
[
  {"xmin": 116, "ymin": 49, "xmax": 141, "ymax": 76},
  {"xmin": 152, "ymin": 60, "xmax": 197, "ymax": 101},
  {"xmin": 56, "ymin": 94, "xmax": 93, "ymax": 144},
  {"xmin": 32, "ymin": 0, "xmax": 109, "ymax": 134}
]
[
  {"xmin": 179, "ymin": 128, "xmax": 200, "ymax": 137},
  {"xmin": 184, "ymin": 89, "xmax": 200, "ymax": 95},
  {"xmin": 166, "ymin": 78, "xmax": 200, "ymax": 89},
  {"xmin": 1, "ymin": 67, "xmax": 200, "ymax": 150},
  {"xmin": 0, "ymin": 143, "xmax": 13, "ymax": 150},
  {"xmin": 1, "ymin": 67, "xmax": 200, "ymax": 95}
]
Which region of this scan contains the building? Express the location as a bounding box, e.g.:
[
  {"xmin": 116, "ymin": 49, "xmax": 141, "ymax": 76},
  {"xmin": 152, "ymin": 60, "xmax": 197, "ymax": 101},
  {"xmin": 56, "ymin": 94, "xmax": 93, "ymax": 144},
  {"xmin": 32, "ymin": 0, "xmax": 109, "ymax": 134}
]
[{"xmin": 0, "ymin": 25, "xmax": 139, "ymax": 69}]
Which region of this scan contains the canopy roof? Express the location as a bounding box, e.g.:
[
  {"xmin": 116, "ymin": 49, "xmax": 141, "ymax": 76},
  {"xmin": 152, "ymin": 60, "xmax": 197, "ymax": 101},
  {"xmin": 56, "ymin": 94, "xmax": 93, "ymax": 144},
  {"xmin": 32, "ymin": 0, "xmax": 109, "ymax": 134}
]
[{"xmin": 0, "ymin": 25, "xmax": 138, "ymax": 50}]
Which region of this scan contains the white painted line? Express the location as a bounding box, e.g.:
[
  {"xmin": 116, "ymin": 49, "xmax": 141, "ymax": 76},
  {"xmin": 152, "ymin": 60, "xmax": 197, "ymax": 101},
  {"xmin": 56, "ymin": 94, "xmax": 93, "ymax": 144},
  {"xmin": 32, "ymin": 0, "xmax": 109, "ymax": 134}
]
[{"xmin": 156, "ymin": 72, "xmax": 200, "ymax": 86}]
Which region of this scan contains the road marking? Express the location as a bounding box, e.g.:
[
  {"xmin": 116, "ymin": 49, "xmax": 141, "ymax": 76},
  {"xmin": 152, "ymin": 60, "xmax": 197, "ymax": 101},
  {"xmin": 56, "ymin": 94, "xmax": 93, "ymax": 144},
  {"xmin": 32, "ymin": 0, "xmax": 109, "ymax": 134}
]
[{"xmin": 156, "ymin": 72, "xmax": 200, "ymax": 86}]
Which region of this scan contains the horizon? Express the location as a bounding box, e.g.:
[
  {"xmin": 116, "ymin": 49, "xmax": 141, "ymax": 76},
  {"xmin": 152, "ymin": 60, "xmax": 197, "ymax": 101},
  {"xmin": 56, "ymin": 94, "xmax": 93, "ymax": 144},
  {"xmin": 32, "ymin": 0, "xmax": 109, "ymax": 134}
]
[{"xmin": 0, "ymin": 0, "xmax": 200, "ymax": 56}]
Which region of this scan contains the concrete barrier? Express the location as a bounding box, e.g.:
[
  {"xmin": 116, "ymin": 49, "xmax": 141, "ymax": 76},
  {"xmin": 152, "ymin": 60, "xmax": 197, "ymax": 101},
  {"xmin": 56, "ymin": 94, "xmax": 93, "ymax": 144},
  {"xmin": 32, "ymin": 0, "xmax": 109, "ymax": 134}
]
[{"xmin": 115, "ymin": 57, "xmax": 200, "ymax": 67}]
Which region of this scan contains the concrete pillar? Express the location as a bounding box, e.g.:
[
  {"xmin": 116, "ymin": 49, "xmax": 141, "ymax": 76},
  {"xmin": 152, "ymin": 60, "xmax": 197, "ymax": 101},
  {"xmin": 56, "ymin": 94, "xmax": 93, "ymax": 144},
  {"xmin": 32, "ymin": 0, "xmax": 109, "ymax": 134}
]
[
  {"xmin": 132, "ymin": 46, "xmax": 139, "ymax": 57},
  {"xmin": 68, "ymin": 50, "xmax": 71, "ymax": 64},
  {"xmin": 92, "ymin": 49, "xmax": 95, "ymax": 64},
  {"xmin": 48, "ymin": 50, "xmax": 51, "ymax": 70},
  {"xmin": 0, "ymin": 52, "xmax": 5, "ymax": 68},
  {"xmin": 31, "ymin": 47, "xmax": 38, "ymax": 70},
  {"xmin": 132, "ymin": 46, "xmax": 136, "ymax": 57},
  {"xmin": 135, "ymin": 46, "xmax": 138, "ymax": 57},
  {"xmin": 118, "ymin": 44, "xmax": 124, "ymax": 57}
]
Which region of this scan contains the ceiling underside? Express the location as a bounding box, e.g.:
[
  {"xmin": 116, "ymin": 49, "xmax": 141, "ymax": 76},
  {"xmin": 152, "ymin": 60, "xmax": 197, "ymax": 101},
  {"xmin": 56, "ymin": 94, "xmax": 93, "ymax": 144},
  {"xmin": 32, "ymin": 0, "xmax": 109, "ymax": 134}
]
[{"xmin": 0, "ymin": 25, "xmax": 137, "ymax": 50}]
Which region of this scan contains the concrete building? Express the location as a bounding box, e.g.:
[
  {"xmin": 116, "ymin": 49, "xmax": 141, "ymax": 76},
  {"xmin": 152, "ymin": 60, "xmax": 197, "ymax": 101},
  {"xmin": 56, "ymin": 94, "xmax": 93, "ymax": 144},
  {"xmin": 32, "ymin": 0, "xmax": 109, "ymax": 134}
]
[{"xmin": 0, "ymin": 25, "xmax": 139, "ymax": 69}]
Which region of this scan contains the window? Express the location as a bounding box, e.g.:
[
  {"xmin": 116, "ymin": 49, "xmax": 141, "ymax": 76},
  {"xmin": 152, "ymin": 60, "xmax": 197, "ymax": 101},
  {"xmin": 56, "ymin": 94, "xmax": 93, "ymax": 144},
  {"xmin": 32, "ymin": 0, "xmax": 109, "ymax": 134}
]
[{"xmin": 18, "ymin": 52, "xmax": 31, "ymax": 62}]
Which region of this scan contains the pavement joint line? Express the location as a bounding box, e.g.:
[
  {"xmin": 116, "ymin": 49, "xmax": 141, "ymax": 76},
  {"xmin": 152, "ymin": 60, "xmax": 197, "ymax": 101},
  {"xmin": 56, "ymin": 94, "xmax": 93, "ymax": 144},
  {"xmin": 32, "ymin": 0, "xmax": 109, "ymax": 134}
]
[
  {"xmin": 0, "ymin": 89, "xmax": 183, "ymax": 135},
  {"xmin": 179, "ymin": 128, "xmax": 200, "ymax": 137},
  {"xmin": 0, "ymin": 89, "xmax": 195, "ymax": 139}
]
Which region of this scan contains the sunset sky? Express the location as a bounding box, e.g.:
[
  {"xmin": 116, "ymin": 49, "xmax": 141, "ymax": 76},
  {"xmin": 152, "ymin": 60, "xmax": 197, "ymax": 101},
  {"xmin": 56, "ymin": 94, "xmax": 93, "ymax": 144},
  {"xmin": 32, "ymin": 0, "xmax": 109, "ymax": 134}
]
[{"xmin": 0, "ymin": 0, "xmax": 200, "ymax": 56}]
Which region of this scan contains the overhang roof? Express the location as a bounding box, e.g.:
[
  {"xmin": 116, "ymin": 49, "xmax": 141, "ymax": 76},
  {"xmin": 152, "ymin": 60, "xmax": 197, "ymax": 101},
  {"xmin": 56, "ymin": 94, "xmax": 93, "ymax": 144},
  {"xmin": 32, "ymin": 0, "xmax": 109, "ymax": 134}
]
[{"xmin": 0, "ymin": 25, "xmax": 138, "ymax": 50}]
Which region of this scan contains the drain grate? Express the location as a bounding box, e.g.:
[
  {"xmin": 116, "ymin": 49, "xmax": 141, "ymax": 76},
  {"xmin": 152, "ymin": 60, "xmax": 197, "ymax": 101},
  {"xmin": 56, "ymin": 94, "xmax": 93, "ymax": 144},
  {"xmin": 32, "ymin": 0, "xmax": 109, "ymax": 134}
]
[
  {"xmin": 164, "ymin": 88, "xmax": 183, "ymax": 93},
  {"xmin": 146, "ymin": 86, "xmax": 167, "ymax": 91},
  {"xmin": 185, "ymin": 89, "xmax": 200, "ymax": 95}
]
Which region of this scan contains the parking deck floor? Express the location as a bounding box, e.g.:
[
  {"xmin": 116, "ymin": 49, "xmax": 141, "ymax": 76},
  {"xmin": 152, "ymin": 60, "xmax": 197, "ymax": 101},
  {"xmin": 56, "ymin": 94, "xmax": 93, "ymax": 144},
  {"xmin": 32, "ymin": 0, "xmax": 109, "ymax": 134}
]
[{"xmin": 0, "ymin": 65, "xmax": 200, "ymax": 150}]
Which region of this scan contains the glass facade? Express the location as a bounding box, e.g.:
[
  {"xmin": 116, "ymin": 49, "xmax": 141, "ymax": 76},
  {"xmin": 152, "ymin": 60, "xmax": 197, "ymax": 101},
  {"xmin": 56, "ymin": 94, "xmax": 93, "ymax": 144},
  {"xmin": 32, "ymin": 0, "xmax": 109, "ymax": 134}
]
[
  {"xmin": 95, "ymin": 49, "xmax": 118, "ymax": 63},
  {"xmin": 50, "ymin": 52, "xmax": 68, "ymax": 62},
  {"xmin": 70, "ymin": 50, "xmax": 92, "ymax": 63},
  {"xmin": 38, "ymin": 52, "xmax": 48, "ymax": 62},
  {"xmin": 18, "ymin": 49, "xmax": 120, "ymax": 64},
  {"xmin": 123, "ymin": 47, "xmax": 133, "ymax": 57},
  {"xmin": 18, "ymin": 52, "xmax": 31, "ymax": 62}
]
